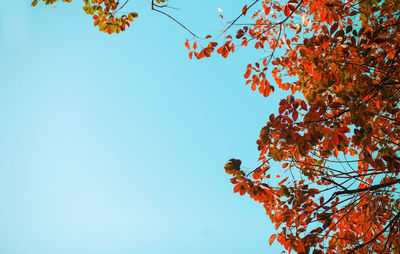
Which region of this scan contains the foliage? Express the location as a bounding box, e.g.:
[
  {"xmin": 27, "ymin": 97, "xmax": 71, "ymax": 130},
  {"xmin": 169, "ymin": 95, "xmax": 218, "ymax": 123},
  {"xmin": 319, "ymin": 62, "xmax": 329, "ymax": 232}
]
[
  {"xmin": 31, "ymin": 0, "xmax": 154, "ymax": 34},
  {"xmin": 216, "ymin": 0, "xmax": 400, "ymax": 253}
]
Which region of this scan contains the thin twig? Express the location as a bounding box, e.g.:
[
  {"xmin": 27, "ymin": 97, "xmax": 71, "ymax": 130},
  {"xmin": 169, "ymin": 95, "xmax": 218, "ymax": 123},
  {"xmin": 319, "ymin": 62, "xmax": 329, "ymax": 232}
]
[
  {"xmin": 151, "ymin": 0, "xmax": 199, "ymax": 38},
  {"xmin": 220, "ymin": 0, "xmax": 261, "ymax": 36}
]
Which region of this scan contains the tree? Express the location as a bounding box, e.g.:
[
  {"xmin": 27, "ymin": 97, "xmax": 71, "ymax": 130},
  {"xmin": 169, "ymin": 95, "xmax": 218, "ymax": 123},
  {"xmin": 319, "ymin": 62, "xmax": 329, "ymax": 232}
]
[
  {"xmin": 33, "ymin": 0, "xmax": 400, "ymax": 253},
  {"xmin": 216, "ymin": 0, "xmax": 400, "ymax": 253}
]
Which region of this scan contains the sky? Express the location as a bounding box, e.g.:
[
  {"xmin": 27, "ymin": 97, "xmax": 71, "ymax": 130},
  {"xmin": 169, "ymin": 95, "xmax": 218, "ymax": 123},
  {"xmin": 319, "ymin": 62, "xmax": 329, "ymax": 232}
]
[{"xmin": 0, "ymin": 1, "xmax": 286, "ymax": 253}]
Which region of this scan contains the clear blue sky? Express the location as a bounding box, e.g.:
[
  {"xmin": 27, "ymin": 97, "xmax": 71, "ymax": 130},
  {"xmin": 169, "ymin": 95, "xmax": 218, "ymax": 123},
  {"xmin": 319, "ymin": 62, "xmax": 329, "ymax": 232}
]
[{"xmin": 0, "ymin": 1, "xmax": 285, "ymax": 253}]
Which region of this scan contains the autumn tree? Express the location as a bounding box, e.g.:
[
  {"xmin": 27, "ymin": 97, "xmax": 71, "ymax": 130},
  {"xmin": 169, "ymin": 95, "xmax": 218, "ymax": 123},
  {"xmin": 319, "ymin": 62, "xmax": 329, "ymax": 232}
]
[
  {"xmin": 33, "ymin": 0, "xmax": 400, "ymax": 253},
  {"xmin": 213, "ymin": 0, "xmax": 400, "ymax": 253}
]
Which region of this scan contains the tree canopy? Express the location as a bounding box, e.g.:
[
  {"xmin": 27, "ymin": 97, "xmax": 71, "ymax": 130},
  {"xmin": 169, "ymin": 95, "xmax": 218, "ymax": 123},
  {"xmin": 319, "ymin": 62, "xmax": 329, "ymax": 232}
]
[
  {"xmin": 33, "ymin": 0, "xmax": 400, "ymax": 253},
  {"xmin": 219, "ymin": 0, "xmax": 400, "ymax": 253}
]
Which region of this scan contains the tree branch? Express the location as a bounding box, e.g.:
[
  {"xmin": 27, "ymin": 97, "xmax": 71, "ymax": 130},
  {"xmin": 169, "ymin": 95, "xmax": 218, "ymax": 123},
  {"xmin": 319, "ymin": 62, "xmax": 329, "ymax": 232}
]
[
  {"xmin": 334, "ymin": 178, "xmax": 400, "ymax": 196},
  {"xmin": 151, "ymin": 0, "xmax": 199, "ymax": 38}
]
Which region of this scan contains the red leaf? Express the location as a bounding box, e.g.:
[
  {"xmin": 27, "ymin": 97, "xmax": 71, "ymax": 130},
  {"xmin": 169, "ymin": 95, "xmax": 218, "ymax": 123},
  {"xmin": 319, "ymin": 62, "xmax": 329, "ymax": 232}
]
[
  {"xmin": 204, "ymin": 49, "xmax": 211, "ymax": 57},
  {"xmin": 269, "ymin": 234, "xmax": 277, "ymax": 245},
  {"xmin": 284, "ymin": 5, "xmax": 291, "ymax": 18},
  {"xmin": 263, "ymin": 86, "xmax": 270, "ymax": 97},
  {"xmin": 292, "ymin": 110, "xmax": 298, "ymax": 121},
  {"xmin": 300, "ymin": 100, "xmax": 307, "ymax": 110},
  {"xmin": 233, "ymin": 184, "xmax": 241, "ymax": 193},
  {"xmin": 264, "ymin": 6, "xmax": 270, "ymax": 15},
  {"xmin": 185, "ymin": 39, "xmax": 190, "ymax": 50},
  {"xmin": 244, "ymin": 68, "xmax": 252, "ymax": 79},
  {"xmin": 242, "ymin": 5, "xmax": 248, "ymax": 15},
  {"xmin": 278, "ymin": 177, "xmax": 289, "ymax": 185}
]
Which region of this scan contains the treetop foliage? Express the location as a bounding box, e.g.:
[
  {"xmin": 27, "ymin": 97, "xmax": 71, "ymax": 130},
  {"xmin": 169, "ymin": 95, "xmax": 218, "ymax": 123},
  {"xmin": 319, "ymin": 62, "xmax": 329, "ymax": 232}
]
[
  {"xmin": 31, "ymin": 0, "xmax": 145, "ymax": 34},
  {"xmin": 217, "ymin": 0, "xmax": 400, "ymax": 253}
]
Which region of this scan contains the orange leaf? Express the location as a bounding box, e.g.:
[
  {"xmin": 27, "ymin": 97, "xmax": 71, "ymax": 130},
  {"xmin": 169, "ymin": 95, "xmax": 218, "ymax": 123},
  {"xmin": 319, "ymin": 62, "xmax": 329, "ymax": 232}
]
[
  {"xmin": 263, "ymin": 86, "xmax": 270, "ymax": 97},
  {"xmin": 244, "ymin": 68, "xmax": 252, "ymax": 79},
  {"xmin": 284, "ymin": 5, "xmax": 291, "ymax": 18},
  {"xmin": 204, "ymin": 49, "xmax": 211, "ymax": 57},
  {"xmin": 242, "ymin": 5, "xmax": 248, "ymax": 15},
  {"xmin": 264, "ymin": 6, "xmax": 270, "ymax": 15},
  {"xmin": 185, "ymin": 39, "xmax": 190, "ymax": 50},
  {"xmin": 269, "ymin": 234, "xmax": 277, "ymax": 245},
  {"xmin": 278, "ymin": 177, "xmax": 289, "ymax": 185}
]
